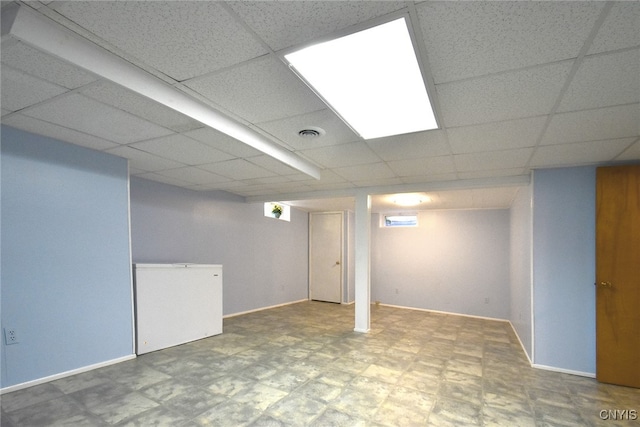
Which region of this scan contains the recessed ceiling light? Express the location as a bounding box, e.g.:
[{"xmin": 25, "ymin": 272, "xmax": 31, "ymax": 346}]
[
  {"xmin": 284, "ymin": 17, "xmax": 438, "ymax": 140},
  {"xmin": 392, "ymin": 193, "xmax": 430, "ymax": 206}
]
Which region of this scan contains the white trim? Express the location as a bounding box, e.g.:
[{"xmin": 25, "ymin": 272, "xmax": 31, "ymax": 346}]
[
  {"xmin": 0, "ymin": 354, "xmax": 136, "ymax": 395},
  {"xmin": 354, "ymin": 328, "xmax": 370, "ymax": 333},
  {"xmin": 223, "ymin": 299, "xmax": 308, "ymax": 319},
  {"xmin": 532, "ymin": 363, "xmax": 595, "ymax": 378},
  {"xmin": 378, "ymin": 303, "xmax": 509, "ymax": 323},
  {"xmin": 126, "ymin": 161, "xmax": 136, "ymax": 356},
  {"xmin": 530, "ymin": 172, "xmax": 536, "ymax": 365}
]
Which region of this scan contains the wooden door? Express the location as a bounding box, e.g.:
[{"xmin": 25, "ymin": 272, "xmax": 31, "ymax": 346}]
[
  {"xmin": 596, "ymin": 165, "xmax": 640, "ymax": 388},
  {"xmin": 309, "ymin": 212, "xmax": 343, "ymax": 303}
]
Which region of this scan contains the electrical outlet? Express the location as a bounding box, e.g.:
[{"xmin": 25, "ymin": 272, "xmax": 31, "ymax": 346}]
[
  {"xmin": 484, "ymin": 297, "xmax": 490, "ymax": 304},
  {"xmin": 4, "ymin": 328, "xmax": 18, "ymax": 345}
]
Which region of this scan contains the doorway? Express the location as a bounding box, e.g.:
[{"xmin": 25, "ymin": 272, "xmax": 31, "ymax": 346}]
[
  {"xmin": 595, "ymin": 164, "xmax": 640, "ymax": 388},
  {"xmin": 309, "ymin": 212, "xmax": 343, "ymax": 303}
]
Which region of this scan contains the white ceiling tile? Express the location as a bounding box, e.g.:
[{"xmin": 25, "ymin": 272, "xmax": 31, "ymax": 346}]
[
  {"xmin": 454, "ymin": 148, "xmax": 533, "ymax": 172},
  {"xmin": 133, "ymin": 172, "xmax": 191, "ymax": 188},
  {"xmin": 207, "ymin": 180, "xmax": 252, "ymax": 191},
  {"xmin": 401, "ymin": 173, "xmax": 459, "ymax": 185},
  {"xmin": 1, "ymin": 109, "xmax": 12, "ymax": 117},
  {"xmin": 0, "ymin": 66, "xmax": 67, "ymax": 111},
  {"xmin": 257, "ymin": 109, "xmax": 359, "ymax": 150},
  {"xmin": 366, "ymin": 130, "xmax": 450, "ymax": 161},
  {"xmin": 541, "ymin": 104, "xmax": 640, "ymax": 145},
  {"xmin": 131, "ymin": 134, "xmax": 235, "ymax": 166},
  {"xmin": 306, "ymin": 181, "xmax": 355, "ymax": 192},
  {"xmin": 447, "ymin": 116, "xmax": 547, "ymax": 154},
  {"xmin": 106, "ymin": 146, "xmax": 185, "ymax": 172},
  {"xmin": 352, "ymin": 177, "xmax": 404, "ymax": 188},
  {"xmin": 437, "ymin": 62, "xmax": 572, "ymax": 127},
  {"xmin": 129, "ymin": 167, "xmax": 147, "ymax": 175},
  {"xmin": 81, "ymin": 81, "xmax": 203, "ymax": 133},
  {"xmin": 589, "ymin": 2, "xmax": 640, "ymax": 54},
  {"xmin": 184, "ymin": 56, "xmax": 325, "ymax": 123},
  {"xmin": 457, "ymin": 168, "xmax": 527, "ymax": 181},
  {"xmin": 247, "ymin": 155, "xmax": 300, "ymax": 176},
  {"xmin": 199, "ymin": 159, "xmax": 276, "ymax": 180},
  {"xmin": 284, "ymin": 173, "xmax": 315, "ymax": 183},
  {"xmin": 417, "ymin": 1, "xmax": 603, "ymax": 83},
  {"xmin": 1, "ymin": 42, "xmax": 97, "ymax": 89},
  {"xmin": 183, "ymin": 127, "xmax": 263, "ymax": 158},
  {"xmin": 299, "ymin": 141, "xmax": 380, "ymax": 168},
  {"xmin": 22, "ymin": 94, "xmax": 173, "ymax": 144},
  {"xmin": 333, "ymin": 162, "xmax": 396, "ymax": 182},
  {"xmin": 557, "ymin": 49, "xmax": 639, "ymax": 113},
  {"xmin": 228, "ymin": 1, "xmax": 406, "ymax": 51},
  {"xmin": 616, "ymin": 139, "xmax": 640, "ymax": 161},
  {"xmin": 51, "ymin": 1, "xmax": 267, "ymax": 80},
  {"xmin": 232, "ymin": 185, "xmax": 279, "ymax": 197},
  {"xmin": 1, "ymin": 114, "xmax": 118, "ymax": 151},
  {"xmin": 387, "ymin": 155, "xmax": 456, "ymax": 177},
  {"xmin": 155, "ymin": 167, "xmax": 231, "ymax": 186},
  {"xmin": 243, "ymin": 176, "xmax": 291, "ymax": 186},
  {"xmin": 278, "ymin": 182, "xmax": 313, "ymax": 194},
  {"xmin": 530, "ymin": 138, "xmax": 637, "ymax": 167},
  {"xmin": 310, "ymin": 169, "xmax": 349, "ymax": 185}
]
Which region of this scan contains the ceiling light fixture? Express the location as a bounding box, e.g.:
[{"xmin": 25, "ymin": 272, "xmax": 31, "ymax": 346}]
[
  {"xmin": 284, "ymin": 17, "xmax": 438, "ymax": 140},
  {"xmin": 392, "ymin": 193, "xmax": 430, "ymax": 206},
  {"xmin": 2, "ymin": 4, "xmax": 321, "ymax": 180}
]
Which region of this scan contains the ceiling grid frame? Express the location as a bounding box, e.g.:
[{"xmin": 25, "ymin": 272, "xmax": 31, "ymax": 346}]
[{"xmin": 1, "ymin": 0, "xmax": 638, "ymax": 211}]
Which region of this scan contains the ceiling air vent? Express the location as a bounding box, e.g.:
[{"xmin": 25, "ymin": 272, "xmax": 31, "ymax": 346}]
[{"xmin": 298, "ymin": 127, "xmax": 325, "ymax": 138}]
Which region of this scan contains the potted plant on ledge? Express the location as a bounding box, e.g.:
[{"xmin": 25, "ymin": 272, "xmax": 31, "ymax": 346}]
[{"xmin": 272, "ymin": 204, "xmax": 283, "ymax": 219}]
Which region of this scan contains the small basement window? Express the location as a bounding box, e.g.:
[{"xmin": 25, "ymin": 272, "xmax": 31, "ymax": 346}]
[
  {"xmin": 382, "ymin": 214, "xmax": 418, "ymax": 227},
  {"xmin": 265, "ymin": 202, "xmax": 290, "ymax": 222}
]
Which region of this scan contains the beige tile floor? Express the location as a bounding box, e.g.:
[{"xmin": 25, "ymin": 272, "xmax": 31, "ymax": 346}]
[{"xmin": 1, "ymin": 301, "xmax": 638, "ymax": 426}]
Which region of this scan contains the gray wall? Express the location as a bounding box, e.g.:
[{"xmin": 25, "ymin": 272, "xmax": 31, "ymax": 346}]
[
  {"xmin": 1, "ymin": 126, "xmax": 133, "ymax": 388},
  {"xmin": 371, "ymin": 209, "xmax": 510, "ymax": 319},
  {"xmin": 129, "ymin": 178, "xmax": 309, "ymax": 315},
  {"xmin": 532, "ymin": 166, "xmax": 596, "ymax": 375}
]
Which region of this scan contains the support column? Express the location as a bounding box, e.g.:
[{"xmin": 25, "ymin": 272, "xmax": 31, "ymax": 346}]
[{"xmin": 354, "ymin": 192, "xmax": 371, "ymax": 333}]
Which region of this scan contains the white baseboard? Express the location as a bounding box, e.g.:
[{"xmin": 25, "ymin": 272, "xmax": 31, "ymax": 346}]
[
  {"xmin": 532, "ymin": 363, "xmax": 595, "ymax": 378},
  {"xmin": 377, "ymin": 303, "xmax": 509, "ymax": 323},
  {"xmin": 0, "ymin": 354, "xmax": 136, "ymax": 395},
  {"xmin": 223, "ymin": 299, "xmax": 309, "ymax": 319},
  {"xmin": 354, "ymin": 328, "xmax": 370, "ymax": 333}
]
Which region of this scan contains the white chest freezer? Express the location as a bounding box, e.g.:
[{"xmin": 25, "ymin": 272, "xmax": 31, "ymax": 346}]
[{"xmin": 134, "ymin": 263, "xmax": 222, "ymax": 354}]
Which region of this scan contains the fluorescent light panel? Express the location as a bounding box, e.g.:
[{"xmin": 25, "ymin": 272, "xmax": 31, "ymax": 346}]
[{"xmin": 285, "ymin": 18, "xmax": 437, "ymax": 140}]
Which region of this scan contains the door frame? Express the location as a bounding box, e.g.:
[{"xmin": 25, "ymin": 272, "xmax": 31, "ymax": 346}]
[{"xmin": 309, "ymin": 211, "xmax": 344, "ymax": 303}]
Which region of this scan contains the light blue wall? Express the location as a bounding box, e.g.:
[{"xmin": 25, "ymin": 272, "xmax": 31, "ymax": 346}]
[
  {"xmin": 371, "ymin": 209, "xmax": 510, "ymax": 319},
  {"xmin": 532, "ymin": 166, "xmax": 596, "ymax": 374},
  {"xmin": 129, "ymin": 177, "xmax": 309, "ymax": 315},
  {"xmin": 1, "ymin": 126, "xmax": 134, "ymax": 388},
  {"xmin": 510, "ymin": 185, "xmax": 532, "ymax": 359}
]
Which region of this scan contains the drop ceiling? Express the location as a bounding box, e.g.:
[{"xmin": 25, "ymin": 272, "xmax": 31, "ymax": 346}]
[{"xmin": 1, "ymin": 1, "xmax": 638, "ymax": 212}]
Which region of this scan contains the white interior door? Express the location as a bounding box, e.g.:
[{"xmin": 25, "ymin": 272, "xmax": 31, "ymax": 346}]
[{"xmin": 309, "ymin": 212, "xmax": 343, "ymax": 303}]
